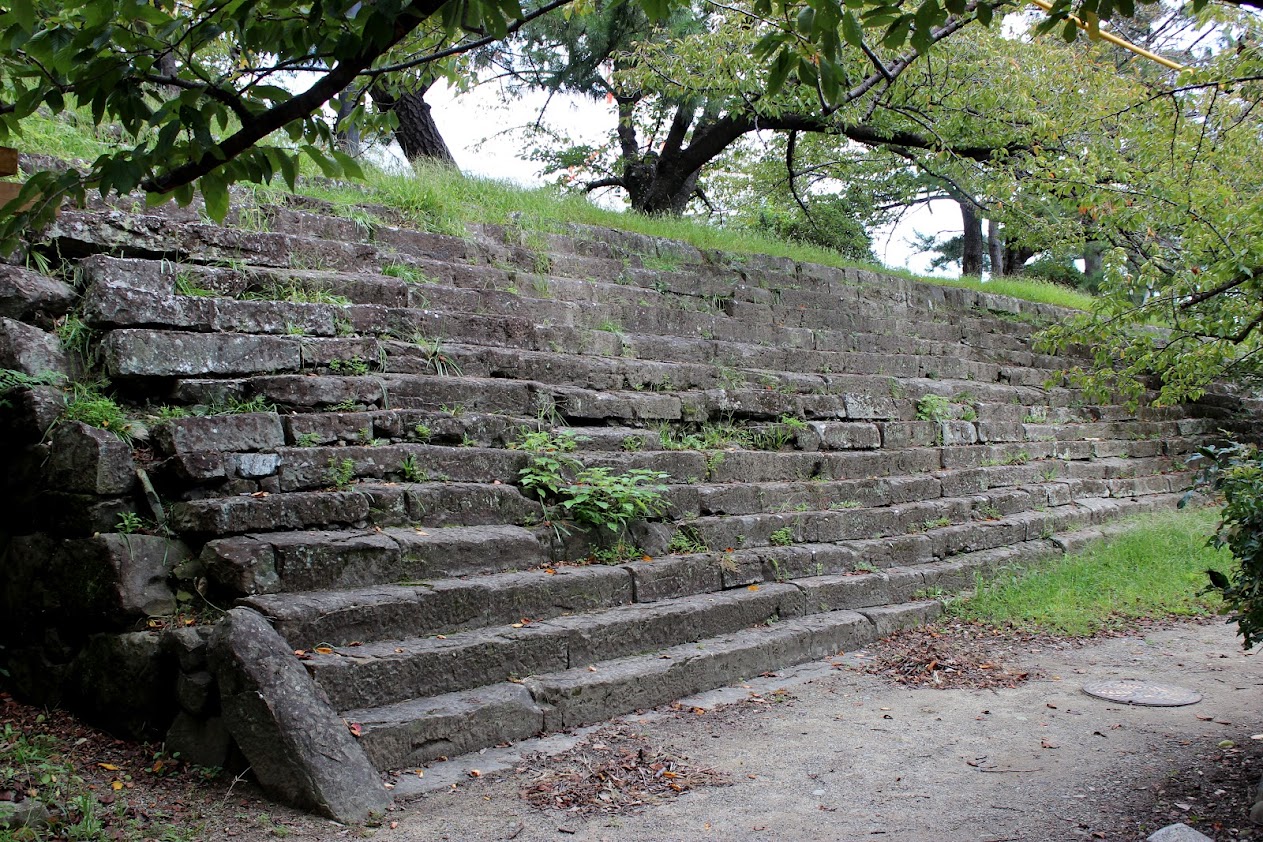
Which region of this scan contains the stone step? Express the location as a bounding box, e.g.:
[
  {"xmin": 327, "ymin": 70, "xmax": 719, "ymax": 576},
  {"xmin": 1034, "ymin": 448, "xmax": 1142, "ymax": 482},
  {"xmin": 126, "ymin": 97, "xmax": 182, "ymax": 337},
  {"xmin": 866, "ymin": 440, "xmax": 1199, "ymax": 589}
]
[
  {"xmin": 239, "ymin": 492, "xmax": 1184, "ymax": 648},
  {"xmin": 309, "ymin": 536, "xmax": 1056, "ymax": 714},
  {"xmin": 241, "ymin": 563, "xmax": 635, "ymax": 648},
  {"xmin": 345, "ymin": 600, "xmax": 943, "ymax": 770},
  {"xmin": 81, "ymin": 256, "xmax": 1071, "ymax": 386},
  {"xmin": 309, "ymin": 582, "xmax": 807, "ymax": 711},
  {"xmin": 200, "ymin": 523, "xmax": 549, "ymax": 595}
]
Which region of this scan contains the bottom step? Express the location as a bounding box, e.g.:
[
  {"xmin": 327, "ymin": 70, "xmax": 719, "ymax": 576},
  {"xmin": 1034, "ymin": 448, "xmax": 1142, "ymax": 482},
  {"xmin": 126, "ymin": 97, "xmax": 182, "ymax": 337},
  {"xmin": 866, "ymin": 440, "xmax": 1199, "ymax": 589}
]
[{"xmin": 347, "ymin": 600, "xmax": 940, "ymax": 770}]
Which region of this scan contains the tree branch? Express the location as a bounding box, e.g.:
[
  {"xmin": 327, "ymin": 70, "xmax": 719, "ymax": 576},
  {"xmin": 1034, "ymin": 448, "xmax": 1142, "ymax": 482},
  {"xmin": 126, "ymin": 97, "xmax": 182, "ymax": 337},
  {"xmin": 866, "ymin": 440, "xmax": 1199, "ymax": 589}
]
[{"xmin": 142, "ymin": 0, "xmax": 495, "ymax": 194}]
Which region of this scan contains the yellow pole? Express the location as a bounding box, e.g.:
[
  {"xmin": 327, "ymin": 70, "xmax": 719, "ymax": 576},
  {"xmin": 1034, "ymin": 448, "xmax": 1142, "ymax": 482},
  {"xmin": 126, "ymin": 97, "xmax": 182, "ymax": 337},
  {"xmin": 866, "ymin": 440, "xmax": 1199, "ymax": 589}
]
[{"xmin": 1028, "ymin": 0, "xmax": 1186, "ymax": 72}]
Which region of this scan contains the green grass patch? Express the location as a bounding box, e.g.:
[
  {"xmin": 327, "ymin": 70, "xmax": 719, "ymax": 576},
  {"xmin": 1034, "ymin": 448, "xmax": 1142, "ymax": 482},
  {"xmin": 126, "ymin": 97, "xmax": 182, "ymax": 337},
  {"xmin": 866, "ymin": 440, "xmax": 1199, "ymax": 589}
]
[
  {"xmin": 255, "ymin": 162, "xmax": 1093, "ymax": 311},
  {"xmin": 19, "ymin": 110, "xmax": 1094, "ymax": 312},
  {"xmin": 949, "ymin": 508, "xmax": 1231, "ymax": 636}
]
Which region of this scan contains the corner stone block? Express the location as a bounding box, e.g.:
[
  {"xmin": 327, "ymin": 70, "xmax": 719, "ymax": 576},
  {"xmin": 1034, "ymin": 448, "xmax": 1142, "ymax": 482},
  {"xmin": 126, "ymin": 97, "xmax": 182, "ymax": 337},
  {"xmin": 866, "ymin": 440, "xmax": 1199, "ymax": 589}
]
[
  {"xmin": 0, "ymin": 317, "xmax": 67, "ymax": 377},
  {"xmin": 68, "ymin": 631, "xmax": 176, "ymax": 740},
  {"xmin": 209, "ymin": 608, "xmax": 391, "ymax": 823},
  {"xmin": 0, "ymin": 265, "xmax": 75, "ymax": 322},
  {"xmin": 104, "ymin": 330, "xmax": 301, "ymax": 377},
  {"xmin": 156, "ymin": 412, "xmax": 285, "ymax": 455},
  {"xmin": 46, "ymin": 421, "xmax": 136, "ymax": 495},
  {"xmin": 60, "ymin": 534, "xmax": 189, "ymax": 622},
  {"xmin": 201, "ymin": 537, "xmax": 280, "ymax": 595}
]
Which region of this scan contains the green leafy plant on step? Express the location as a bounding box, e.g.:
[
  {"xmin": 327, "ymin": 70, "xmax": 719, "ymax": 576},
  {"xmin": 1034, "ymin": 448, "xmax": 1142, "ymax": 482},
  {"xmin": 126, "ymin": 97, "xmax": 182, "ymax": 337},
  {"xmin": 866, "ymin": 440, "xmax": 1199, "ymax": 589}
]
[
  {"xmin": 511, "ymin": 427, "xmax": 582, "ymax": 454},
  {"xmin": 55, "ymin": 313, "xmax": 97, "ymax": 365},
  {"xmin": 61, "ymin": 385, "xmax": 136, "ymax": 443},
  {"xmin": 413, "ymin": 424, "xmax": 433, "ymax": 443},
  {"xmin": 295, "ymin": 432, "xmax": 322, "ymax": 447},
  {"xmin": 974, "ymin": 504, "xmax": 1002, "ymax": 521},
  {"xmin": 243, "ymin": 281, "xmax": 352, "ymax": 306},
  {"xmin": 852, "ymin": 560, "xmax": 881, "ymax": 574},
  {"xmin": 769, "ymin": 526, "xmax": 794, "ymax": 547},
  {"xmin": 400, "ymin": 455, "xmax": 428, "ymax": 483},
  {"xmin": 116, "ymin": 511, "xmax": 146, "ymax": 534},
  {"xmin": 588, "ymin": 541, "xmax": 643, "ymax": 565},
  {"xmin": 0, "ymin": 368, "xmax": 65, "ymax": 410},
  {"xmin": 518, "ymin": 441, "xmax": 668, "ymax": 540},
  {"xmin": 830, "ymin": 499, "xmax": 861, "ymax": 510},
  {"xmin": 204, "ymin": 395, "xmax": 277, "ymax": 415},
  {"xmin": 382, "ymin": 263, "xmax": 433, "ymax": 284},
  {"xmin": 668, "ymin": 525, "xmax": 708, "ymax": 555},
  {"xmin": 915, "ymin": 394, "xmax": 953, "ymax": 422},
  {"xmin": 621, "ymin": 436, "xmax": 644, "ymax": 452},
  {"xmin": 412, "ymin": 336, "xmax": 462, "ymax": 377},
  {"xmin": 174, "ymin": 272, "xmax": 217, "ymax": 297},
  {"xmin": 329, "ymin": 357, "xmax": 372, "ymax": 376},
  {"xmin": 325, "ymin": 457, "xmax": 355, "ymax": 490}
]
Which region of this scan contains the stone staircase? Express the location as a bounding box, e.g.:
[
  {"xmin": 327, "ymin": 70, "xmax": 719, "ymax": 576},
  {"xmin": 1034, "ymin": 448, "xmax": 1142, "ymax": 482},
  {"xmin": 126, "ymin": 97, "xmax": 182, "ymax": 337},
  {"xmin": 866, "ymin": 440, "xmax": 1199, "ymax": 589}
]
[{"xmin": 2, "ymin": 190, "xmax": 1249, "ymax": 819}]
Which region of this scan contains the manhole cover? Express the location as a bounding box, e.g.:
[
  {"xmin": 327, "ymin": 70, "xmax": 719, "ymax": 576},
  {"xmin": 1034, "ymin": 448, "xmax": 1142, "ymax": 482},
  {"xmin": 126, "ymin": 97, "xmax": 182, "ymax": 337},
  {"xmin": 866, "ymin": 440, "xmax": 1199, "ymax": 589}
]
[{"xmin": 1082, "ymin": 680, "xmax": 1202, "ymax": 707}]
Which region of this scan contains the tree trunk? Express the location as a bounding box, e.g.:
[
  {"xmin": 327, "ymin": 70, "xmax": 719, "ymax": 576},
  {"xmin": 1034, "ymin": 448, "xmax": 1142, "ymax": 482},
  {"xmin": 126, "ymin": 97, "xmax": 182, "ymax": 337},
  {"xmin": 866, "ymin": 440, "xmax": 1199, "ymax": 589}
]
[
  {"xmin": 986, "ymin": 217, "xmax": 1004, "ymax": 277},
  {"xmin": 621, "ymin": 154, "xmax": 700, "ymax": 215},
  {"xmin": 1083, "ymin": 240, "xmax": 1104, "ymax": 279},
  {"xmin": 372, "ymin": 83, "xmax": 458, "ymax": 168},
  {"xmin": 960, "ymin": 201, "xmax": 984, "ymax": 278},
  {"xmin": 1003, "ymin": 243, "xmax": 1035, "ymax": 275},
  {"xmin": 333, "ymin": 93, "xmax": 362, "ymax": 157}
]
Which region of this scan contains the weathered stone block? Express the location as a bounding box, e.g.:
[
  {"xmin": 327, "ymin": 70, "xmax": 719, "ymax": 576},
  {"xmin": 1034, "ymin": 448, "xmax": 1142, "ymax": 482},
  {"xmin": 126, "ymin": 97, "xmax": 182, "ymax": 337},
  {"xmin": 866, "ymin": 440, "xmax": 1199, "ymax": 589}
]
[
  {"xmin": 233, "ymin": 452, "xmax": 281, "ymax": 478},
  {"xmin": 843, "ymin": 393, "xmax": 898, "ymax": 420},
  {"xmin": 202, "ymin": 536, "xmax": 280, "ymax": 595},
  {"xmin": 83, "ymin": 283, "xmax": 216, "ymax": 328},
  {"xmin": 809, "ymin": 422, "xmax": 882, "ymax": 450},
  {"xmin": 46, "ymin": 421, "xmax": 136, "ymax": 495},
  {"xmin": 104, "ymin": 330, "xmax": 301, "ymax": 377},
  {"xmin": 68, "ymin": 631, "xmax": 176, "ymax": 739},
  {"xmin": 0, "ymin": 317, "xmax": 66, "ymax": 377},
  {"xmin": 156, "ymin": 414, "xmax": 285, "ymax": 456},
  {"xmin": 162, "ymin": 626, "xmax": 211, "ymax": 672},
  {"xmin": 60, "ymin": 534, "xmax": 188, "ymax": 622},
  {"xmin": 210, "ymin": 608, "xmax": 390, "ymax": 822},
  {"xmin": 165, "ymin": 712, "xmax": 233, "ymax": 769},
  {"xmin": 0, "ymin": 265, "xmax": 75, "ymax": 322},
  {"xmin": 939, "ymin": 420, "xmax": 978, "ymax": 446},
  {"xmin": 177, "ymin": 670, "xmax": 216, "ymax": 716}
]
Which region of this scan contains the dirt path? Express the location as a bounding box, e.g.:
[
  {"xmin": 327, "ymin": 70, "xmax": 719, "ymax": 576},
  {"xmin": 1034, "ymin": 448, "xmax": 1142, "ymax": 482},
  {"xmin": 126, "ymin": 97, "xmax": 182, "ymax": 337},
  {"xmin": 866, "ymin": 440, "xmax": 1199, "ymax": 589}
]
[
  {"xmin": 365, "ymin": 620, "xmax": 1262, "ymax": 842},
  {"xmin": 18, "ymin": 619, "xmax": 1260, "ymax": 841}
]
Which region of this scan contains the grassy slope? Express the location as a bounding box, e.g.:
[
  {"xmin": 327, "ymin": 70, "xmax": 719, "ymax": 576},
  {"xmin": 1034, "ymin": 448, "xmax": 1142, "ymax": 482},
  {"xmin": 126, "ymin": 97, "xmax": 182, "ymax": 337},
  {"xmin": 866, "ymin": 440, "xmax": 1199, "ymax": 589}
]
[
  {"xmin": 14, "ymin": 113, "xmax": 1095, "ymax": 312},
  {"xmin": 949, "ymin": 508, "xmax": 1231, "ymax": 636}
]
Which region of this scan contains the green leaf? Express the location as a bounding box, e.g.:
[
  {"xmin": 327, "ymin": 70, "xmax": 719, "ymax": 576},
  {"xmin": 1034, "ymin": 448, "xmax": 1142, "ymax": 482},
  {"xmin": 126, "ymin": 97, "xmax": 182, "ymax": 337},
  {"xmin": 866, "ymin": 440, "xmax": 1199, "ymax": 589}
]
[
  {"xmin": 765, "ymin": 48, "xmax": 793, "ymax": 97},
  {"xmin": 975, "ymin": 2, "xmax": 992, "ymax": 25},
  {"xmin": 797, "ymin": 6, "xmax": 815, "ymax": 33},
  {"xmin": 1062, "ymin": 18, "xmax": 1079, "ymax": 42},
  {"xmin": 841, "ymin": 11, "xmax": 864, "ymax": 47},
  {"xmin": 200, "ymin": 173, "xmax": 229, "ymax": 223}
]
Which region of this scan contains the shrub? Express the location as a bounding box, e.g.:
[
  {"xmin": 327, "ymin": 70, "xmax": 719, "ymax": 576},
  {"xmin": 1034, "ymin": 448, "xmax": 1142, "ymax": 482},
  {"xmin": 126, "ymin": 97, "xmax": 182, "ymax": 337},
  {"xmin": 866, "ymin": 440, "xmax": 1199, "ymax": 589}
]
[
  {"xmin": 518, "ymin": 443, "xmax": 668, "ymax": 538},
  {"xmin": 915, "ymin": 394, "xmax": 952, "ymax": 422},
  {"xmin": 1184, "ymin": 442, "xmax": 1263, "ymax": 648}
]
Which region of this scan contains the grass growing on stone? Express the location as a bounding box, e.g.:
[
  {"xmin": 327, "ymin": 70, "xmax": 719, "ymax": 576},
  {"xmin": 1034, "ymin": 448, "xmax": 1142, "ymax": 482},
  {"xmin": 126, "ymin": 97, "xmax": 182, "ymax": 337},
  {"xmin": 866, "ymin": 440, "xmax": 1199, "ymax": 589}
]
[
  {"xmin": 949, "ymin": 508, "xmax": 1232, "ymax": 636},
  {"xmin": 19, "ymin": 112, "xmax": 1096, "ymax": 312}
]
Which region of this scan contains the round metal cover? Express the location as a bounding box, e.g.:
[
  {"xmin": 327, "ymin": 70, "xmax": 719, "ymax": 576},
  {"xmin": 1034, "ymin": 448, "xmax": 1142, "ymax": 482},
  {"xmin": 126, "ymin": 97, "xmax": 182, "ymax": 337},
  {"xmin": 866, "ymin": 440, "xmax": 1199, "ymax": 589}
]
[{"xmin": 1082, "ymin": 679, "xmax": 1202, "ymax": 707}]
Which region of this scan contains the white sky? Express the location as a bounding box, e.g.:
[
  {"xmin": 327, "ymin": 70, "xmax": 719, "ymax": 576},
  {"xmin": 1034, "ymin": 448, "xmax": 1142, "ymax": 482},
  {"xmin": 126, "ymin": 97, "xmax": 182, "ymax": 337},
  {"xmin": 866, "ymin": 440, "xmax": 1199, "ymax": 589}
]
[{"xmin": 418, "ymin": 81, "xmax": 957, "ymax": 276}]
